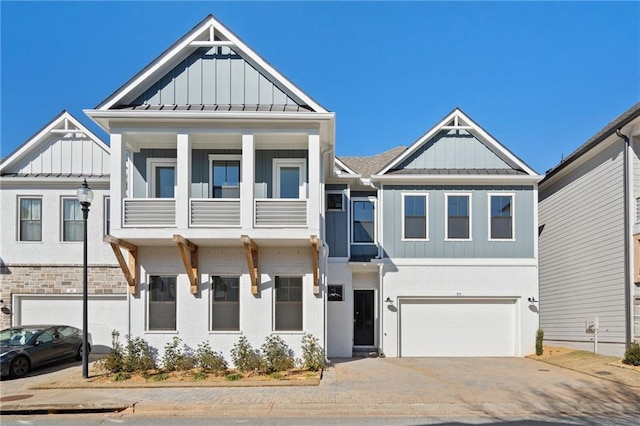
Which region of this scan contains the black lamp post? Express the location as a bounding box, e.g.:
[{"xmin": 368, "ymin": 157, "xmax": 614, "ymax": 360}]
[{"xmin": 76, "ymin": 179, "xmax": 93, "ymax": 378}]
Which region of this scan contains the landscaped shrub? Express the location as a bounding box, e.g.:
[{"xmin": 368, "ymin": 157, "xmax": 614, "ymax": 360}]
[
  {"xmin": 96, "ymin": 331, "xmax": 125, "ymax": 374},
  {"xmin": 230, "ymin": 334, "xmax": 263, "ymax": 372},
  {"xmin": 624, "ymin": 342, "xmax": 640, "ymax": 366},
  {"xmin": 124, "ymin": 335, "xmax": 157, "ymax": 373},
  {"xmin": 195, "ymin": 341, "xmax": 227, "ymax": 374},
  {"xmin": 536, "ymin": 328, "xmax": 544, "ymax": 356},
  {"xmin": 261, "ymin": 335, "xmax": 295, "ymax": 372},
  {"xmin": 301, "ymin": 333, "xmax": 326, "ymax": 371},
  {"xmin": 162, "ymin": 337, "xmax": 196, "ymax": 372}
]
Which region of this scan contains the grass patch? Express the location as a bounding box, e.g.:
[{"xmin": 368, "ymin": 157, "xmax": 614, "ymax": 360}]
[
  {"xmin": 225, "ymin": 372, "xmax": 243, "ymax": 381},
  {"xmin": 192, "ymin": 371, "xmax": 208, "ymax": 381},
  {"xmin": 111, "ymin": 372, "xmax": 130, "ymax": 382},
  {"xmin": 269, "ymin": 372, "xmax": 284, "ymax": 380},
  {"xmin": 149, "ymin": 372, "xmax": 169, "ymax": 381}
]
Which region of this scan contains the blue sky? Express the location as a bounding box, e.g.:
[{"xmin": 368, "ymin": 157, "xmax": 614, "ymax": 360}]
[{"xmin": 1, "ymin": 1, "xmax": 638, "ymax": 174}]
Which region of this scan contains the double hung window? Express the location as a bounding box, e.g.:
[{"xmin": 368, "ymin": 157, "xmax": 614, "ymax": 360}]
[
  {"xmin": 211, "ymin": 276, "xmax": 240, "ymax": 331},
  {"xmin": 489, "ymin": 194, "xmax": 514, "ymax": 240},
  {"xmin": 148, "ymin": 275, "xmax": 177, "ymax": 331},
  {"xmin": 352, "ymin": 199, "xmax": 375, "ymax": 243},
  {"xmin": 62, "ymin": 198, "xmax": 83, "ymax": 241},
  {"xmin": 403, "ymin": 194, "xmax": 428, "ymax": 240},
  {"xmin": 19, "ymin": 198, "xmax": 42, "ymax": 241},
  {"xmin": 210, "ymin": 156, "xmax": 240, "ymax": 198},
  {"xmin": 446, "ymin": 194, "xmax": 471, "ymax": 240},
  {"xmin": 274, "ymin": 276, "xmax": 302, "ymax": 331}
]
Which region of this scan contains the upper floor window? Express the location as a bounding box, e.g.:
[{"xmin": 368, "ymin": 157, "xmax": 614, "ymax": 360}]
[
  {"xmin": 489, "ymin": 194, "xmax": 514, "ymax": 240},
  {"xmin": 273, "ymin": 159, "xmax": 306, "ymax": 199},
  {"xmin": 148, "ymin": 275, "xmax": 177, "ymax": 331},
  {"xmin": 326, "ymin": 192, "xmax": 344, "ymax": 211},
  {"xmin": 352, "ymin": 198, "xmax": 375, "ymax": 243},
  {"xmin": 211, "ymin": 276, "xmax": 240, "ymax": 331},
  {"xmin": 403, "ymin": 194, "xmax": 428, "ymax": 240},
  {"xmin": 148, "ymin": 159, "xmax": 176, "ymax": 198},
  {"xmin": 446, "ymin": 194, "xmax": 471, "ymax": 240},
  {"xmin": 104, "ymin": 196, "xmax": 110, "ymax": 236},
  {"xmin": 19, "ymin": 197, "xmax": 42, "ymax": 241},
  {"xmin": 210, "ymin": 155, "xmax": 240, "ymax": 198},
  {"xmin": 62, "ymin": 198, "xmax": 83, "ymax": 241},
  {"xmin": 274, "ymin": 276, "xmax": 303, "ymax": 331}
]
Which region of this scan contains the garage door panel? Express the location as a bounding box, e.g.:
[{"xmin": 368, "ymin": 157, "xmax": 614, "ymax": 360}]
[{"xmin": 400, "ymin": 299, "xmax": 516, "ymax": 357}]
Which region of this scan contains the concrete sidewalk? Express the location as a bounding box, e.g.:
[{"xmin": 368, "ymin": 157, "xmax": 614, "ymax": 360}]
[{"xmin": 2, "ymin": 357, "xmax": 640, "ymax": 418}]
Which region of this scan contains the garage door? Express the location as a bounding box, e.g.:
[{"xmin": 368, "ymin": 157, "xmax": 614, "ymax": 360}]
[
  {"xmin": 400, "ymin": 298, "xmax": 516, "ymax": 357},
  {"xmin": 14, "ymin": 295, "xmax": 128, "ymax": 353}
]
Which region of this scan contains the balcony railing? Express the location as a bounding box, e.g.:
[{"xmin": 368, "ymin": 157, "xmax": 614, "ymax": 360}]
[
  {"xmin": 255, "ymin": 199, "xmax": 307, "ymax": 227},
  {"xmin": 190, "ymin": 199, "xmax": 241, "ymax": 227},
  {"xmin": 123, "ymin": 199, "xmax": 176, "ymax": 227}
]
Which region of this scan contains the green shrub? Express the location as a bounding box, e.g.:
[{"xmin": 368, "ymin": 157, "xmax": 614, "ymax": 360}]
[
  {"xmin": 195, "ymin": 341, "xmax": 228, "ymax": 374},
  {"xmin": 536, "ymin": 329, "xmax": 544, "ymax": 356},
  {"xmin": 225, "ymin": 372, "xmax": 243, "ymax": 381},
  {"xmin": 162, "ymin": 337, "xmax": 196, "ymax": 372},
  {"xmin": 96, "ymin": 331, "xmax": 125, "ymax": 374},
  {"xmin": 269, "ymin": 372, "xmax": 284, "ymax": 380},
  {"xmin": 624, "ymin": 342, "xmax": 640, "ymax": 366},
  {"xmin": 124, "ymin": 335, "xmax": 157, "ymax": 373},
  {"xmin": 301, "ymin": 333, "xmax": 326, "ymax": 371},
  {"xmin": 149, "ymin": 372, "xmax": 168, "ymax": 381},
  {"xmin": 112, "ymin": 371, "xmax": 130, "ymax": 382},
  {"xmin": 230, "ymin": 334, "xmax": 263, "ymax": 372},
  {"xmin": 261, "ymin": 335, "xmax": 295, "ymax": 372},
  {"xmin": 192, "ymin": 371, "xmax": 208, "ymax": 381}
]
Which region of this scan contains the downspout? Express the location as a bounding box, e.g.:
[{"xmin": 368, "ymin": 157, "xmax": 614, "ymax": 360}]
[
  {"xmin": 322, "ymin": 241, "xmax": 330, "ymax": 363},
  {"xmin": 616, "ymin": 128, "xmax": 632, "ymax": 349}
]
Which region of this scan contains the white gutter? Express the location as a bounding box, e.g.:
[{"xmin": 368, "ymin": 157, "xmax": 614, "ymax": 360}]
[{"xmin": 371, "ymin": 175, "xmax": 542, "ymax": 184}]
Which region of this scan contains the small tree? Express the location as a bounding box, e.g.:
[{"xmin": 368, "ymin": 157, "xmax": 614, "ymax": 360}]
[
  {"xmin": 301, "ymin": 333, "xmax": 326, "ymax": 371},
  {"xmin": 230, "ymin": 334, "xmax": 263, "ymax": 372},
  {"xmin": 162, "ymin": 337, "xmax": 195, "ymax": 372},
  {"xmin": 96, "ymin": 330, "xmax": 125, "ymax": 374},
  {"xmin": 196, "ymin": 341, "xmax": 227, "ymax": 374},
  {"xmin": 261, "ymin": 335, "xmax": 295, "ymax": 372},
  {"xmin": 124, "ymin": 335, "xmax": 157, "ymax": 373},
  {"xmin": 535, "ymin": 329, "xmax": 544, "ymax": 356},
  {"xmin": 624, "ymin": 342, "xmax": 640, "ymax": 366}
]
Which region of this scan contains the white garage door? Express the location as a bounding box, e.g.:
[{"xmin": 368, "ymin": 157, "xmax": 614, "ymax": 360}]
[
  {"xmin": 400, "ymin": 298, "xmax": 517, "ymax": 357},
  {"xmin": 14, "ymin": 294, "xmax": 128, "ymax": 353}
]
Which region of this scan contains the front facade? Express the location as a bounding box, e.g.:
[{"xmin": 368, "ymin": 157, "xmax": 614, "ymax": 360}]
[
  {"xmin": 539, "ymin": 103, "xmax": 640, "ymax": 357},
  {"xmin": 2, "ymin": 14, "xmax": 541, "ymax": 361}
]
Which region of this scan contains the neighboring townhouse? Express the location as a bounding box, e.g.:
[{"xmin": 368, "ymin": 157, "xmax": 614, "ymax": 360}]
[
  {"xmin": 0, "ymin": 111, "xmax": 128, "ymax": 352},
  {"xmin": 539, "ymin": 102, "xmax": 640, "ymax": 357},
  {"xmin": 327, "ymin": 109, "xmax": 542, "ymax": 358}
]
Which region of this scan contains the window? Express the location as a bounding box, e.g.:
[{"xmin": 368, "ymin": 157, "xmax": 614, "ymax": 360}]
[
  {"xmin": 328, "ymin": 285, "xmax": 343, "ymax": 302},
  {"xmin": 104, "ymin": 196, "xmax": 110, "ymax": 236},
  {"xmin": 489, "ymin": 194, "xmax": 514, "ymax": 240},
  {"xmin": 273, "ymin": 159, "xmax": 306, "ymax": 199},
  {"xmin": 352, "ymin": 199, "xmax": 375, "ymax": 243},
  {"xmin": 19, "ymin": 197, "xmax": 42, "ymax": 241},
  {"xmin": 148, "ymin": 275, "xmax": 177, "ymax": 331},
  {"xmin": 403, "ymin": 194, "xmax": 428, "ymax": 240},
  {"xmin": 275, "ymin": 276, "xmax": 302, "ymax": 331},
  {"xmin": 62, "ymin": 198, "xmax": 83, "ymax": 241},
  {"xmin": 211, "ymin": 276, "xmax": 240, "ymax": 331},
  {"xmin": 326, "ymin": 193, "xmax": 344, "ymax": 211},
  {"xmin": 446, "ymin": 194, "xmax": 471, "ymax": 240},
  {"xmin": 209, "ymin": 155, "xmax": 240, "ymax": 198},
  {"xmin": 148, "ymin": 159, "xmax": 176, "ymax": 198}
]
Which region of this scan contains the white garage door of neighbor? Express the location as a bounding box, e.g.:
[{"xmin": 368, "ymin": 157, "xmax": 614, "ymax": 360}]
[
  {"xmin": 14, "ymin": 295, "xmax": 128, "ymax": 353},
  {"xmin": 400, "ymin": 298, "xmax": 517, "ymax": 357}
]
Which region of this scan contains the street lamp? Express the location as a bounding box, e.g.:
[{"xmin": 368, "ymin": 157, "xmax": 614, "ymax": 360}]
[{"xmin": 76, "ymin": 179, "xmax": 93, "ymax": 378}]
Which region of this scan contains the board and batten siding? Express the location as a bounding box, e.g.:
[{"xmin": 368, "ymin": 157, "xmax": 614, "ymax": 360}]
[
  {"xmin": 132, "ymin": 149, "xmax": 177, "ymax": 198},
  {"xmin": 539, "ymin": 140, "xmax": 626, "ymax": 344},
  {"xmin": 397, "ymin": 130, "xmax": 511, "ymax": 170},
  {"xmin": 381, "ymin": 185, "xmax": 535, "ymax": 258}
]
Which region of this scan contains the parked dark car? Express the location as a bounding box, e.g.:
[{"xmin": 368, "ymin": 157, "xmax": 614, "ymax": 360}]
[{"xmin": 0, "ymin": 325, "xmax": 91, "ymax": 378}]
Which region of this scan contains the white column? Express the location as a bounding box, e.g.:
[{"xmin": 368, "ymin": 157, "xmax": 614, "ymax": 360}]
[
  {"xmin": 307, "ymin": 133, "xmax": 321, "ymax": 231},
  {"xmin": 176, "ymin": 133, "xmax": 191, "ymax": 229},
  {"xmin": 110, "ymin": 133, "xmax": 124, "ymax": 231},
  {"xmin": 241, "ymin": 133, "xmax": 255, "ymax": 230}
]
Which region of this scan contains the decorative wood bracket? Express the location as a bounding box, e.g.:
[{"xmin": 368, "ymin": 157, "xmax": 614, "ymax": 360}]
[
  {"xmin": 310, "ymin": 235, "xmax": 320, "ymax": 295},
  {"xmin": 173, "ymin": 234, "xmax": 199, "ymax": 294},
  {"xmin": 241, "ymin": 235, "xmax": 259, "ymax": 295},
  {"xmin": 104, "ymin": 235, "xmax": 138, "ymax": 295}
]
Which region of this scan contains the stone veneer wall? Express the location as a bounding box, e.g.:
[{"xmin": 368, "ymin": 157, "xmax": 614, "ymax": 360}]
[{"xmin": 0, "ymin": 264, "xmax": 127, "ymax": 329}]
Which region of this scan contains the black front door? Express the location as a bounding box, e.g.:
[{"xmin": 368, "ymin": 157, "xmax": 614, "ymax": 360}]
[{"xmin": 353, "ymin": 290, "xmax": 374, "ymax": 346}]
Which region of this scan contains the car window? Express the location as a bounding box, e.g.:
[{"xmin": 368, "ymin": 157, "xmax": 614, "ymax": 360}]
[
  {"xmin": 1, "ymin": 329, "xmax": 35, "ymax": 346},
  {"xmin": 36, "ymin": 330, "xmax": 55, "ymax": 344}
]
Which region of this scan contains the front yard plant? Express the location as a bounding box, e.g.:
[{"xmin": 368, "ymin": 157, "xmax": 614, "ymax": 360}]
[
  {"xmin": 261, "ymin": 335, "xmax": 295, "ymax": 372},
  {"xmin": 624, "ymin": 342, "xmax": 640, "ymax": 366}
]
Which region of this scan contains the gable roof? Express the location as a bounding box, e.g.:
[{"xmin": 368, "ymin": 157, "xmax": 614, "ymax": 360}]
[
  {"xmin": 543, "ymin": 101, "xmax": 640, "ymax": 182},
  {"xmin": 376, "ymin": 108, "xmax": 538, "ymax": 177},
  {"xmin": 339, "ymin": 146, "xmax": 407, "ymax": 178},
  {"xmin": 95, "ymin": 14, "xmax": 328, "ymax": 114},
  {"xmin": 0, "ymin": 111, "xmax": 109, "ymax": 178}
]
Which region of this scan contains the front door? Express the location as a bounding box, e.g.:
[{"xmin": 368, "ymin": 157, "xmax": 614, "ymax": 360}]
[{"xmin": 353, "ymin": 290, "xmax": 374, "ymax": 346}]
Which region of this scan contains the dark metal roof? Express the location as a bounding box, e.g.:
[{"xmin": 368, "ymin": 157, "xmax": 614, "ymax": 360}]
[
  {"xmin": 543, "ymin": 101, "xmax": 640, "ymax": 182},
  {"xmin": 386, "ymin": 168, "xmax": 527, "ymax": 175},
  {"xmin": 116, "ymin": 104, "xmax": 314, "ymax": 112},
  {"xmin": 1, "ymin": 172, "xmax": 109, "ymax": 178}
]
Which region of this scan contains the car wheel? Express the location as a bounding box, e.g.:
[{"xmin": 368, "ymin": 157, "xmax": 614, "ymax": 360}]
[
  {"xmin": 75, "ymin": 344, "xmax": 91, "ymax": 361},
  {"xmin": 10, "ymin": 356, "xmax": 30, "ymax": 378}
]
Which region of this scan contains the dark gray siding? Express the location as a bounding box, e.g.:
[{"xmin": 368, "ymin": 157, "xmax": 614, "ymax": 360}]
[
  {"xmin": 382, "ymin": 185, "xmax": 535, "ymax": 258},
  {"xmin": 132, "ymin": 149, "xmax": 177, "ymax": 198}
]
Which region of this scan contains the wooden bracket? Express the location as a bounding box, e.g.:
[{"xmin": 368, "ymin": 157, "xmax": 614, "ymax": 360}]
[
  {"xmin": 173, "ymin": 234, "xmax": 199, "ymax": 294},
  {"xmin": 241, "ymin": 235, "xmax": 259, "ymax": 295},
  {"xmin": 310, "ymin": 235, "xmax": 320, "ymax": 295},
  {"xmin": 104, "ymin": 235, "xmax": 138, "ymax": 295}
]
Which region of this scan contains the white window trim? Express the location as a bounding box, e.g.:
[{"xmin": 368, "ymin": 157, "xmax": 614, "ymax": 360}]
[
  {"xmin": 146, "ymin": 273, "xmax": 178, "ymax": 332},
  {"xmin": 326, "ymin": 190, "xmax": 346, "ymax": 212},
  {"xmin": 351, "ymin": 197, "xmax": 377, "ymax": 245},
  {"xmin": 103, "ymin": 196, "xmax": 110, "ymax": 236},
  {"xmin": 209, "ymin": 275, "xmax": 241, "ymax": 332},
  {"xmin": 208, "ymin": 154, "xmax": 242, "ymax": 199},
  {"xmin": 444, "ymin": 193, "xmax": 472, "ymax": 242},
  {"xmin": 146, "ymin": 158, "xmax": 177, "ymax": 198},
  {"xmin": 273, "ymin": 275, "xmax": 304, "ymax": 332},
  {"xmin": 487, "ymin": 193, "xmax": 516, "ymax": 242},
  {"xmin": 17, "ymin": 195, "xmax": 42, "ymax": 243},
  {"xmin": 401, "ymin": 192, "xmax": 429, "ymax": 241},
  {"xmin": 60, "ymin": 196, "xmax": 82, "ymax": 243},
  {"xmin": 272, "ymin": 158, "xmax": 307, "ymax": 199}
]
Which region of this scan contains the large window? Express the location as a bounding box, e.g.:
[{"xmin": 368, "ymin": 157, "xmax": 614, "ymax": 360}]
[
  {"xmin": 19, "ymin": 197, "xmax": 42, "ymax": 241},
  {"xmin": 211, "ymin": 276, "xmax": 240, "ymax": 331},
  {"xmin": 489, "ymin": 194, "xmax": 514, "ymax": 240},
  {"xmin": 210, "ymin": 156, "xmax": 240, "ymax": 198},
  {"xmin": 62, "ymin": 198, "xmax": 83, "ymax": 241},
  {"xmin": 403, "ymin": 194, "xmax": 428, "ymax": 240},
  {"xmin": 273, "ymin": 159, "xmax": 306, "ymax": 199},
  {"xmin": 352, "ymin": 199, "xmax": 375, "ymax": 243},
  {"xmin": 275, "ymin": 276, "xmax": 302, "ymax": 331},
  {"xmin": 148, "ymin": 275, "xmax": 177, "ymax": 331},
  {"xmin": 446, "ymin": 194, "xmax": 471, "ymax": 240},
  {"xmin": 148, "ymin": 159, "xmax": 176, "ymax": 198}
]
